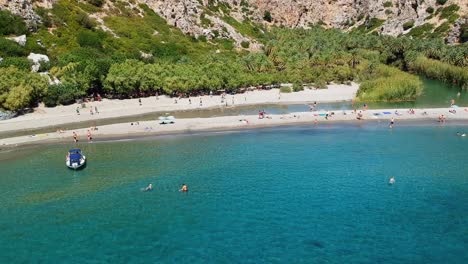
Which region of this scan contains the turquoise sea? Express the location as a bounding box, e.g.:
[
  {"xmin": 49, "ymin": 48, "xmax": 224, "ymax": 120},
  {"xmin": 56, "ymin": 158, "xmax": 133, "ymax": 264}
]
[{"xmin": 0, "ymin": 124, "xmax": 467, "ymax": 263}]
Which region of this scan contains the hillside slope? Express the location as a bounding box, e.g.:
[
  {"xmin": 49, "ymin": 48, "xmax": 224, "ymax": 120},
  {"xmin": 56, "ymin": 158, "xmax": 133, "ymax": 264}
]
[{"xmin": 1, "ymin": 0, "xmax": 467, "ymax": 45}]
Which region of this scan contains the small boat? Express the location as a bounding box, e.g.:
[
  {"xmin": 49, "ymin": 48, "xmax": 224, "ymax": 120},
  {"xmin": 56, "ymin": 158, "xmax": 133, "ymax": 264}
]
[
  {"xmin": 158, "ymin": 115, "xmax": 175, "ymax": 124},
  {"xmin": 66, "ymin": 149, "xmax": 86, "ymax": 170}
]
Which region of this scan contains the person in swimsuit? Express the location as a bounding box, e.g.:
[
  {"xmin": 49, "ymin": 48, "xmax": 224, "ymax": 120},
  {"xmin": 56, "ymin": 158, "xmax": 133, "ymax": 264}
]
[
  {"xmin": 179, "ymin": 184, "xmax": 188, "ymax": 192},
  {"xmin": 389, "ymin": 118, "xmax": 395, "ymax": 129}
]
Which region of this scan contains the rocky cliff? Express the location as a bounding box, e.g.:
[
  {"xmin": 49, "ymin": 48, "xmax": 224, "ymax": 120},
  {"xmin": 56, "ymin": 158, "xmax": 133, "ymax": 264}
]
[{"xmin": 1, "ymin": 0, "xmax": 466, "ymax": 44}]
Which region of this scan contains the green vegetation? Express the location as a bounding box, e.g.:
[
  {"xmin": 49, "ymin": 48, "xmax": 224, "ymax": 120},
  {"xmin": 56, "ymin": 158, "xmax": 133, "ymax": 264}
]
[
  {"xmin": 0, "ymin": 10, "xmax": 28, "ymax": 36},
  {"xmin": 263, "ymin": 11, "xmax": 272, "ymax": 23},
  {"xmin": 0, "ymin": 67, "xmax": 48, "ymax": 111},
  {"xmin": 0, "ymin": 0, "xmax": 467, "ymax": 112},
  {"xmin": 408, "ymin": 56, "xmax": 468, "ymax": 88},
  {"xmin": 439, "ymin": 4, "xmax": 460, "ymax": 23},
  {"xmin": 408, "ymin": 23, "xmax": 434, "ymax": 38},
  {"xmin": 426, "ymin": 7, "xmax": 434, "ymax": 14},
  {"xmin": 436, "ymin": 0, "xmax": 448, "ymax": 5},
  {"xmin": 403, "ymin": 20, "xmax": 415, "ymax": 30},
  {"xmin": 358, "ymin": 64, "xmax": 422, "ymax": 101},
  {"xmin": 383, "ymin": 2, "xmax": 393, "ymax": 8},
  {"xmin": 355, "ymin": 17, "xmax": 385, "ymax": 33}
]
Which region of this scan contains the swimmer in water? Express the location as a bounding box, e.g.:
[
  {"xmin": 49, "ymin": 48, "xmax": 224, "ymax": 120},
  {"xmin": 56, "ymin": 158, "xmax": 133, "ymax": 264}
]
[
  {"xmin": 389, "ymin": 177, "xmax": 395, "ymax": 185},
  {"xmin": 389, "ymin": 117, "xmax": 395, "ymax": 129},
  {"xmin": 143, "ymin": 183, "xmax": 153, "ymax": 192},
  {"xmin": 179, "ymin": 184, "xmax": 188, "ymax": 192}
]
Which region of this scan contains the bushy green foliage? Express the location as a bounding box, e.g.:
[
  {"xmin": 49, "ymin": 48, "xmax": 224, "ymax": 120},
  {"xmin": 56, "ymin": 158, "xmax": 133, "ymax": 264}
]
[
  {"xmin": 1, "ymin": 0, "xmax": 466, "ymax": 111},
  {"xmin": 436, "ymin": 0, "xmax": 448, "ymax": 5},
  {"xmin": 408, "ymin": 55, "xmax": 468, "ymax": 88},
  {"xmin": 44, "ymin": 83, "xmax": 85, "ymax": 106},
  {"xmin": 355, "ymin": 17, "xmax": 386, "ymax": 33},
  {"xmin": 241, "ymin": 41, "xmax": 250, "ymax": 49},
  {"xmin": 426, "ymin": 7, "xmax": 434, "ymax": 14},
  {"xmin": 403, "ymin": 20, "xmax": 415, "ymax": 30},
  {"xmin": 408, "ymin": 23, "xmax": 434, "ymax": 38},
  {"xmin": 0, "ymin": 10, "xmax": 28, "ymax": 36},
  {"xmin": 280, "ymin": 86, "xmax": 292, "ymax": 93},
  {"xmin": 357, "ymin": 65, "xmax": 423, "ymax": 101},
  {"xmin": 0, "ymin": 66, "xmax": 48, "ymax": 111},
  {"xmin": 86, "ymin": 0, "xmax": 104, "ymax": 7},
  {"xmin": 439, "ymin": 4, "xmax": 460, "ymax": 23},
  {"xmin": 0, "ymin": 38, "xmax": 28, "ymax": 57},
  {"xmin": 0, "ymin": 57, "xmax": 32, "ymax": 71},
  {"xmin": 263, "ymin": 11, "xmax": 272, "ymax": 22},
  {"xmin": 383, "ymin": 2, "xmax": 393, "ymax": 8}
]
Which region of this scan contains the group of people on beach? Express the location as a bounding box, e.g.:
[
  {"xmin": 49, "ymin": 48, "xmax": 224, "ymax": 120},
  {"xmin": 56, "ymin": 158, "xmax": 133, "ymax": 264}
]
[
  {"xmin": 143, "ymin": 183, "xmax": 188, "ymax": 192},
  {"xmin": 72, "ymin": 130, "xmax": 93, "ymax": 143}
]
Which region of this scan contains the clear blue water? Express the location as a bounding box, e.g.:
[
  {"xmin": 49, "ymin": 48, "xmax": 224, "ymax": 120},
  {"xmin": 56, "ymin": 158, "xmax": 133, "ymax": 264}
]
[{"xmin": 0, "ymin": 124, "xmax": 467, "ymax": 263}]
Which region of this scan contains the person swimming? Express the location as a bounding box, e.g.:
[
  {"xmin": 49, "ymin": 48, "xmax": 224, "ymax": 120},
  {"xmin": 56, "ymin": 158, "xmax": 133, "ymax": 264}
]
[
  {"xmin": 456, "ymin": 132, "xmax": 467, "ymax": 137},
  {"xmin": 179, "ymin": 184, "xmax": 188, "ymax": 192},
  {"xmin": 143, "ymin": 183, "xmax": 153, "ymax": 192},
  {"xmin": 388, "ymin": 177, "xmax": 395, "ymax": 185}
]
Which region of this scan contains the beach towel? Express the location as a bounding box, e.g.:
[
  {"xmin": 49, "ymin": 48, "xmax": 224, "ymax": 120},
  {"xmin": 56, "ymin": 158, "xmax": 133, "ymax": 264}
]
[
  {"xmin": 383, "ymin": 112, "xmax": 391, "ymax": 114},
  {"xmin": 373, "ymin": 113, "xmax": 381, "ymax": 116},
  {"xmin": 318, "ymin": 114, "xmax": 326, "ymax": 116}
]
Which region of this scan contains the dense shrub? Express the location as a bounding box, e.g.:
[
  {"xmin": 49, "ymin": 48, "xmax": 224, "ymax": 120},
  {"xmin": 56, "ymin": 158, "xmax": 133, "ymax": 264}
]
[
  {"xmin": 0, "ymin": 57, "xmax": 32, "ymax": 71},
  {"xmin": 0, "ymin": 10, "xmax": 28, "ymax": 36},
  {"xmin": 426, "ymin": 7, "xmax": 434, "ymax": 14},
  {"xmin": 403, "ymin": 20, "xmax": 415, "ymax": 30},
  {"xmin": 263, "ymin": 11, "xmax": 272, "ymax": 22},
  {"xmin": 0, "ymin": 38, "xmax": 28, "ymax": 57},
  {"xmin": 408, "ymin": 55, "xmax": 468, "ymax": 88},
  {"xmin": 280, "ymin": 86, "xmax": 292, "ymax": 93},
  {"xmin": 358, "ymin": 65, "xmax": 422, "ymax": 101},
  {"xmin": 44, "ymin": 83, "xmax": 85, "ymax": 106},
  {"xmin": 241, "ymin": 41, "xmax": 250, "ymax": 49},
  {"xmin": 383, "ymin": 2, "xmax": 393, "ymax": 8},
  {"xmin": 436, "ymin": 0, "xmax": 447, "ymax": 5}
]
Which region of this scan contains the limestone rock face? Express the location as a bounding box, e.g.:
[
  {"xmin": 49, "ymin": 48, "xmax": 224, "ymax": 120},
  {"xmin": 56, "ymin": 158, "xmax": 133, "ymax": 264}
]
[
  {"xmin": 0, "ymin": 0, "xmax": 46, "ymax": 30},
  {"xmin": 1, "ymin": 0, "xmax": 466, "ymax": 44}
]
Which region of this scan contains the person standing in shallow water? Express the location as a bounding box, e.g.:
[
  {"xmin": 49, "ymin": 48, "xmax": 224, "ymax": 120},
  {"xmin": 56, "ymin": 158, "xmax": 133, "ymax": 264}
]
[
  {"xmin": 73, "ymin": 132, "xmax": 78, "ymax": 143},
  {"xmin": 389, "ymin": 117, "xmax": 395, "ymax": 129}
]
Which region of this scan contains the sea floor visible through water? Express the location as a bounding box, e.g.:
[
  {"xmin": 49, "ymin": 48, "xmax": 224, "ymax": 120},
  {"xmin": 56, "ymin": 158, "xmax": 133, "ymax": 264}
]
[{"xmin": 0, "ymin": 123, "xmax": 467, "ymax": 263}]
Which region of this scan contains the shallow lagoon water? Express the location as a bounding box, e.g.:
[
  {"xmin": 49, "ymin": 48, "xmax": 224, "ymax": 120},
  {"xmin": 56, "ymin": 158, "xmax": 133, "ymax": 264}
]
[{"xmin": 0, "ymin": 124, "xmax": 467, "ymax": 263}]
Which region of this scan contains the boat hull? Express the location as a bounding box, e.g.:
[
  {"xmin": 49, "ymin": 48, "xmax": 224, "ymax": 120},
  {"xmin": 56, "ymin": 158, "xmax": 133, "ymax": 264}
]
[{"xmin": 66, "ymin": 156, "xmax": 86, "ymax": 170}]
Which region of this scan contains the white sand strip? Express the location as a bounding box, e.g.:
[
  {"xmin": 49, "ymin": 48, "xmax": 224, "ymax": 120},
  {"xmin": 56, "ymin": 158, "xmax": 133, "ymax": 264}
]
[
  {"xmin": 0, "ymin": 84, "xmax": 358, "ymax": 133},
  {"xmin": 1, "ymin": 107, "xmax": 467, "ymax": 147}
]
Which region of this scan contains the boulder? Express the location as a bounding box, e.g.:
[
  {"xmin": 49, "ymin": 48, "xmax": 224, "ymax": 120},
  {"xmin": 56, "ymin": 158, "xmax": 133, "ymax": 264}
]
[
  {"xmin": 6, "ymin": 35, "xmax": 27, "ymax": 46},
  {"xmin": 27, "ymin": 53, "xmax": 49, "ymax": 72}
]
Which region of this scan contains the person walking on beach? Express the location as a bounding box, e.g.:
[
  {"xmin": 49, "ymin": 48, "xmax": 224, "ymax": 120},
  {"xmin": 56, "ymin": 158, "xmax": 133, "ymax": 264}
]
[
  {"xmin": 389, "ymin": 117, "xmax": 395, "ymax": 129},
  {"xmin": 199, "ymin": 98, "xmax": 203, "ymax": 107},
  {"xmin": 139, "ymin": 98, "xmax": 142, "ymax": 106},
  {"xmin": 95, "ymin": 106, "xmax": 99, "ymax": 114},
  {"xmin": 87, "ymin": 130, "xmax": 92, "ymax": 142},
  {"xmin": 73, "ymin": 132, "xmax": 78, "ymax": 143},
  {"xmin": 450, "ymin": 98, "xmax": 455, "ymax": 106},
  {"xmin": 189, "ymin": 98, "xmax": 192, "ymax": 104},
  {"xmin": 90, "ymin": 106, "xmax": 94, "ymax": 115},
  {"xmin": 76, "ymin": 107, "xmax": 80, "ymax": 115}
]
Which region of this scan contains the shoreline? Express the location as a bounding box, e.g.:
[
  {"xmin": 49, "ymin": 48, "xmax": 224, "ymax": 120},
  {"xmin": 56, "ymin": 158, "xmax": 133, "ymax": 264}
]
[
  {"xmin": 0, "ymin": 84, "xmax": 358, "ymax": 134},
  {"xmin": 1, "ymin": 107, "xmax": 467, "ymax": 149}
]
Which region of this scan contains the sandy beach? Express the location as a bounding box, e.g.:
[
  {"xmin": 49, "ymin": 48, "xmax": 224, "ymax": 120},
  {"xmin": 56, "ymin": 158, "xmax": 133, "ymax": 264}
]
[
  {"xmin": 1, "ymin": 107, "xmax": 467, "ymax": 147},
  {"xmin": 0, "ymin": 84, "xmax": 358, "ymax": 133}
]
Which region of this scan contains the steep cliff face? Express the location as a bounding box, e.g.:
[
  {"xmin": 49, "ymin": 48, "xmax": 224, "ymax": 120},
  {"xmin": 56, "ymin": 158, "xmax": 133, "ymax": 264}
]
[
  {"xmin": 1, "ymin": 0, "xmax": 466, "ymax": 44},
  {"xmin": 243, "ymin": 0, "xmax": 467, "ymax": 36}
]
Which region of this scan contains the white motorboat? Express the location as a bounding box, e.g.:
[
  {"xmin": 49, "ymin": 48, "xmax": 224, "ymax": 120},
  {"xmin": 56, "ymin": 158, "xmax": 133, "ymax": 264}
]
[{"xmin": 66, "ymin": 149, "xmax": 86, "ymax": 170}]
